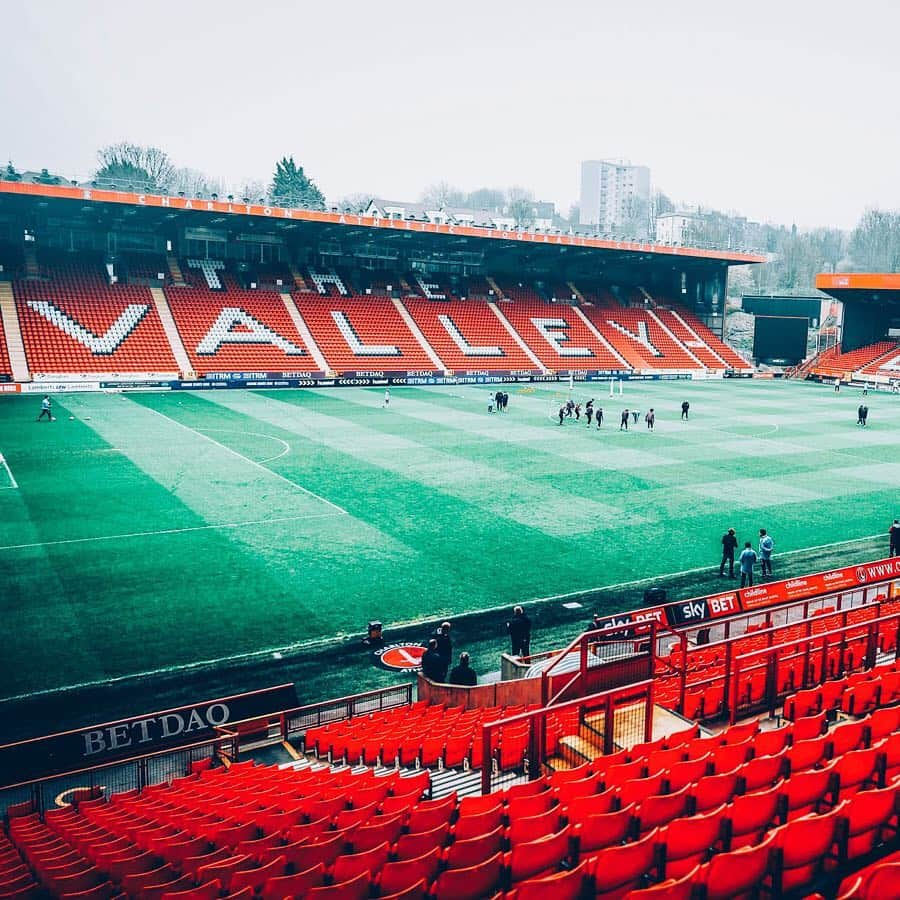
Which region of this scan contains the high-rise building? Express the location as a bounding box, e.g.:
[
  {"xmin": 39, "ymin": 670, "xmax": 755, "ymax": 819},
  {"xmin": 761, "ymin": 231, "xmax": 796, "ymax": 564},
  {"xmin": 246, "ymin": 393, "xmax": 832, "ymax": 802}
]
[{"xmin": 579, "ymin": 159, "xmax": 651, "ymax": 237}]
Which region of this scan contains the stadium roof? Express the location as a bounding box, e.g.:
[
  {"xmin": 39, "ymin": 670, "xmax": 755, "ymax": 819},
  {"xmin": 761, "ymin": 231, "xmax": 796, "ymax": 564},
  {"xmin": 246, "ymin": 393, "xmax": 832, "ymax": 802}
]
[
  {"xmin": 816, "ymin": 273, "xmax": 900, "ymax": 293},
  {"xmin": 0, "ymin": 179, "xmax": 766, "ymax": 270}
]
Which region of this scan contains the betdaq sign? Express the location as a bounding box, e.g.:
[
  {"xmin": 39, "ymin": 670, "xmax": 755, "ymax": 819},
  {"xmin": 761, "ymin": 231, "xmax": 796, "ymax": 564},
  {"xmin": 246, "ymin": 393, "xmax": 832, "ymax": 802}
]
[{"xmin": 0, "ymin": 684, "xmax": 297, "ymax": 783}]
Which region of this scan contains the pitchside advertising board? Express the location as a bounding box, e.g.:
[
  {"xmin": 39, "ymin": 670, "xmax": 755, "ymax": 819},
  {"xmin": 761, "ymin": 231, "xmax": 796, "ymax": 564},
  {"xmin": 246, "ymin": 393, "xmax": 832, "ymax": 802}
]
[
  {"xmin": 0, "ymin": 371, "xmax": 706, "ymax": 396},
  {"xmin": 593, "ymin": 557, "xmax": 900, "ymax": 634},
  {"xmin": 0, "ymin": 684, "xmax": 297, "ymax": 783}
]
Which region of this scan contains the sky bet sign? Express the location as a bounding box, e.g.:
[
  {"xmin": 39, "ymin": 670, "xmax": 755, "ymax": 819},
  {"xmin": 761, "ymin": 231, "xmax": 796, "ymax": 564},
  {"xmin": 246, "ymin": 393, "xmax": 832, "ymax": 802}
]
[{"xmin": 0, "ymin": 684, "xmax": 297, "ymax": 783}]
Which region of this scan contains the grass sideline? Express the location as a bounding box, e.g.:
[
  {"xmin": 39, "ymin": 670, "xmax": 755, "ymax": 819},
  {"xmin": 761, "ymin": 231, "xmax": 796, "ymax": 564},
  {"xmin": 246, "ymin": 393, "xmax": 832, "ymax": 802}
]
[{"xmin": 0, "ymin": 378, "xmax": 897, "ymax": 703}]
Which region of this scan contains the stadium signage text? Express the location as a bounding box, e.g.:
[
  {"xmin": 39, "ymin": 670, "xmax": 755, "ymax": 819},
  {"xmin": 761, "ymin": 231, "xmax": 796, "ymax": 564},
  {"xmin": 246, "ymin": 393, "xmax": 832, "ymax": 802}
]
[{"xmin": 0, "ymin": 684, "xmax": 297, "ymax": 783}]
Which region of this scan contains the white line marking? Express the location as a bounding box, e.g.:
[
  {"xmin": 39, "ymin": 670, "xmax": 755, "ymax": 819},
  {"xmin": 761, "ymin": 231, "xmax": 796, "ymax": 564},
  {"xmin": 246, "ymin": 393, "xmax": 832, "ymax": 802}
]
[
  {"xmin": 197, "ymin": 427, "xmax": 291, "ymax": 463},
  {"xmin": 0, "ymin": 454, "xmax": 18, "ymax": 489},
  {"xmin": 0, "ymin": 512, "xmax": 342, "ymax": 553},
  {"xmin": 4, "ymin": 530, "xmax": 889, "ymax": 704},
  {"xmin": 142, "ymin": 405, "xmax": 347, "ymax": 515}
]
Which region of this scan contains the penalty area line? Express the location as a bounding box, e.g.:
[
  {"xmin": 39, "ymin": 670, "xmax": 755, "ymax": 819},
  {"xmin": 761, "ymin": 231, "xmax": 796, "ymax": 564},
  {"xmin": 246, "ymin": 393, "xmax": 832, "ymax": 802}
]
[
  {"xmin": 0, "ymin": 511, "xmax": 342, "ymax": 553},
  {"xmin": 143, "ymin": 405, "xmax": 347, "ymax": 515}
]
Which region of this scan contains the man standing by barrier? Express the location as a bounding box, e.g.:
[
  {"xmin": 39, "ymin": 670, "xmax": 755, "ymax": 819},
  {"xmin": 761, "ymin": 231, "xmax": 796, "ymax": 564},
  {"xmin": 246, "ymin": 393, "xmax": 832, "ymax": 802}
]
[
  {"xmin": 740, "ymin": 542, "xmax": 758, "ymax": 587},
  {"xmin": 506, "ymin": 605, "xmax": 532, "ymax": 657},
  {"xmin": 758, "ymin": 529, "xmax": 775, "ymax": 578},
  {"xmin": 720, "ymin": 528, "xmax": 738, "ymax": 578},
  {"xmin": 890, "ymin": 519, "xmax": 900, "ymax": 557}
]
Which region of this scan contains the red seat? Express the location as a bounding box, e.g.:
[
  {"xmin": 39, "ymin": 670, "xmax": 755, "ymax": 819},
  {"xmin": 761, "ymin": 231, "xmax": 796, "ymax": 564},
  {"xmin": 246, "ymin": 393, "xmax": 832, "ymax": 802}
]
[
  {"xmin": 725, "ymin": 784, "xmax": 783, "ymax": 850},
  {"xmin": 348, "ymin": 814, "xmax": 404, "ymax": 852},
  {"xmin": 696, "ymin": 832, "xmax": 775, "ymax": 900},
  {"xmin": 830, "ymin": 719, "xmax": 869, "ymax": 756},
  {"xmin": 453, "ymin": 807, "xmax": 504, "ymax": 842},
  {"xmin": 442, "ymin": 826, "xmax": 504, "ymax": 870},
  {"xmin": 160, "ymin": 879, "xmax": 222, "ymax": 900},
  {"xmin": 306, "ymin": 869, "xmax": 371, "ymax": 900},
  {"xmin": 769, "ymin": 803, "xmax": 844, "ymax": 893},
  {"xmin": 504, "ymin": 859, "xmax": 589, "ymax": 900},
  {"xmin": 393, "ymin": 823, "xmax": 450, "ymax": 860},
  {"xmin": 659, "ymin": 804, "xmax": 727, "ymax": 879},
  {"xmin": 506, "ymin": 807, "xmax": 562, "ymax": 845},
  {"xmin": 405, "ymin": 794, "xmax": 456, "ymax": 833},
  {"xmin": 783, "ymin": 760, "xmax": 838, "ymax": 819},
  {"xmin": 691, "ymin": 769, "xmax": 740, "ymax": 813},
  {"xmin": 738, "ymin": 750, "xmax": 787, "ymax": 792},
  {"xmin": 506, "ymin": 790, "xmax": 555, "ymax": 820},
  {"xmin": 377, "ymin": 848, "xmax": 441, "ymax": 896},
  {"xmin": 843, "ymin": 784, "xmax": 899, "ymax": 859},
  {"xmin": 588, "ymin": 827, "xmax": 660, "ymax": 899},
  {"xmin": 786, "ymin": 735, "xmax": 830, "ymax": 773},
  {"xmin": 572, "ymin": 805, "xmax": 635, "ymax": 854},
  {"xmin": 331, "ymin": 841, "xmax": 389, "ymax": 884},
  {"xmin": 621, "ymin": 864, "xmax": 700, "ymax": 899},
  {"xmin": 835, "ymin": 746, "xmax": 881, "ymax": 797},
  {"xmin": 431, "ymin": 852, "xmax": 503, "ymax": 900},
  {"xmin": 505, "ymin": 827, "xmax": 571, "ymax": 884},
  {"xmin": 792, "ymin": 712, "xmax": 827, "ymax": 742},
  {"xmin": 228, "ymin": 854, "xmax": 287, "ymax": 894},
  {"xmin": 261, "ymin": 862, "xmax": 326, "ymax": 900}
]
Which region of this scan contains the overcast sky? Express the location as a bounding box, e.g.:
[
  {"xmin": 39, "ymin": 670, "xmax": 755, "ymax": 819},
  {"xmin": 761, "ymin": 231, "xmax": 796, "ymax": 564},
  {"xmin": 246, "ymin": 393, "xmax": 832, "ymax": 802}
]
[{"xmin": 1, "ymin": 0, "xmax": 897, "ymax": 230}]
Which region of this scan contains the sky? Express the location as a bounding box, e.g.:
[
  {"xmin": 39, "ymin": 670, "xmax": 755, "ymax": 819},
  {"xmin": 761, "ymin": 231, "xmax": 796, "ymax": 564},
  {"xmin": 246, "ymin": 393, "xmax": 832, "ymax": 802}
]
[{"xmin": 1, "ymin": 0, "xmax": 898, "ymax": 231}]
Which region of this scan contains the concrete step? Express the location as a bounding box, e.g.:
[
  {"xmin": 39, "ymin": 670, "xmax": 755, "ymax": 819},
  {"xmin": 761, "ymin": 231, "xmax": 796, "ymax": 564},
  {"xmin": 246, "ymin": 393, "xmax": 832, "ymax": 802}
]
[
  {"xmin": 149, "ymin": 287, "xmax": 192, "ymax": 377},
  {"xmin": 0, "ymin": 283, "xmax": 30, "ymax": 381},
  {"xmin": 557, "ymin": 733, "xmax": 603, "ymax": 767}
]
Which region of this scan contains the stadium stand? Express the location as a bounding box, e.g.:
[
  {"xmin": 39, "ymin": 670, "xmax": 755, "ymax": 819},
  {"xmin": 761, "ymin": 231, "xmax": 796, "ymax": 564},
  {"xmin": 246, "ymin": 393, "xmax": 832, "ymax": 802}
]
[
  {"xmin": 581, "ymin": 305, "xmax": 702, "ymax": 371},
  {"xmin": 809, "ymin": 341, "xmax": 899, "ymax": 380},
  {"xmin": 14, "ymin": 269, "xmax": 180, "ymax": 377},
  {"xmin": 117, "ymin": 252, "xmax": 170, "ymax": 284},
  {"xmin": 0, "ymin": 309, "xmax": 11, "ymax": 380},
  {"xmin": 165, "ymin": 273, "xmax": 322, "ymax": 376},
  {"xmin": 400, "ymin": 298, "xmax": 538, "ymax": 373},
  {"xmin": 295, "ymin": 294, "xmax": 435, "ymax": 374},
  {"xmin": 498, "ymin": 301, "xmax": 628, "ymax": 372}
]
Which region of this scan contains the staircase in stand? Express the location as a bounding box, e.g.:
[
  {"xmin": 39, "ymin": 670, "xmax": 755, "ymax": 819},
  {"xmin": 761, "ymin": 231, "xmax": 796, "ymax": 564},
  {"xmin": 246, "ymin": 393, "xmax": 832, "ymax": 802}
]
[
  {"xmin": 0, "ymin": 283, "xmax": 30, "ymax": 381},
  {"xmin": 166, "ymin": 254, "xmax": 186, "ymax": 286},
  {"xmin": 486, "ymin": 276, "xmax": 506, "ymax": 301},
  {"xmin": 290, "ymin": 263, "xmax": 311, "ymax": 292},
  {"xmin": 567, "ymin": 281, "xmax": 588, "ymax": 306},
  {"xmin": 23, "ymin": 245, "xmax": 39, "ymax": 278},
  {"xmin": 149, "ymin": 288, "xmax": 193, "ymax": 378}
]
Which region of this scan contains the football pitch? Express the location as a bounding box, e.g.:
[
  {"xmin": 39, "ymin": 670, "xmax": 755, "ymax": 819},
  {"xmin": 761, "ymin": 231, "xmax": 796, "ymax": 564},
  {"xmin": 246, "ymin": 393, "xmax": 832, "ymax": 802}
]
[{"xmin": 0, "ymin": 378, "xmax": 897, "ymax": 702}]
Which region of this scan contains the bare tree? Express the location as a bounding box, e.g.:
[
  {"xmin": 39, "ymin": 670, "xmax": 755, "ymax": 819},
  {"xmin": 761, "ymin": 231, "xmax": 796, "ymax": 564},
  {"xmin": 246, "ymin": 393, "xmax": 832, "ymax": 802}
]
[
  {"xmin": 337, "ymin": 192, "xmax": 371, "ymax": 213},
  {"xmin": 421, "ymin": 181, "xmax": 465, "ymax": 208},
  {"xmin": 849, "ymin": 209, "xmax": 900, "ymax": 272},
  {"xmin": 505, "ymin": 186, "xmax": 536, "ymax": 228},
  {"xmin": 466, "ymin": 187, "xmax": 505, "ymax": 211},
  {"xmin": 169, "ymin": 167, "xmax": 225, "ymax": 198},
  {"xmin": 236, "ymin": 179, "xmax": 269, "ymax": 202},
  {"xmin": 94, "ymin": 143, "xmax": 175, "ymax": 189}
]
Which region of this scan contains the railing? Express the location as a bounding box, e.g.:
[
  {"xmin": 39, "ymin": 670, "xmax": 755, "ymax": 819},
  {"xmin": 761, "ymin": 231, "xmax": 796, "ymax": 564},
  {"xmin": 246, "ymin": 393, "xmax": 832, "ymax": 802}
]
[
  {"xmin": 540, "ymin": 622, "xmax": 658, "ymax": 706},
  {"xmin": 0, "ymin": 727, "xmax": 238, "ymax": 817},
  {"xmin": 479, "ymin": 680, "xmax": 654, "ymax": 794},
  {"xmin": 282, "ymin": 683, "xmax": 413, "ymax": 749},
  {"xmin": 727, "ymin": 612, "xmax": 900, "ymax": 723}
]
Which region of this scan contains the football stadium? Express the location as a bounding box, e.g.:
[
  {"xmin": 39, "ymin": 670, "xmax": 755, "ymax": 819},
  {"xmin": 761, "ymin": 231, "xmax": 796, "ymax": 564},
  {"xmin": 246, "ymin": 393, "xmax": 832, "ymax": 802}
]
[{"xmin": 3, "ymin": 8, "xmax": 900, "ymax": 900}]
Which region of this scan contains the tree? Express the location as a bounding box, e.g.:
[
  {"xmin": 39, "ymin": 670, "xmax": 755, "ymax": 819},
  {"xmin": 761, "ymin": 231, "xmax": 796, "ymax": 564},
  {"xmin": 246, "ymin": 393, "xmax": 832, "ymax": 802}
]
[
  {"xmin": 421, "ymin": 181, "xmax": 465, "ymax": 208},
  {"xmin": 169, "ymin": 167, "xmax": 225, "ymax": 198},
  {"xmin": 849, "ymin": 209, "xmax": 900, "ymax": 272},
  {"xmin": 566, "ymin": 204, "xmax": 580, "ymax": 225},
  {"xmin": 336, "ymin": 192, "xmax": 371, "ymax": 213},
  {"xmin": 652, "ymin": 190, "xmax": 675, "ymax": 218},
  {"xmin": 94, "ymin": 143, "xmax": 175, "ymax": 190},
  {"xmin": 237, "ymin": 179, "xmax": 268, "ymax": 203},
  {"xmin": 270, "ymin": 156, "xmax": 325, "ymax": 210},
  {"xmin": 505, "ymin": 186, "xmax": 536, "ymax": 228},
  {"xmin": 465, "ymin": 187, "xmax": 505, "ymax": 211}
]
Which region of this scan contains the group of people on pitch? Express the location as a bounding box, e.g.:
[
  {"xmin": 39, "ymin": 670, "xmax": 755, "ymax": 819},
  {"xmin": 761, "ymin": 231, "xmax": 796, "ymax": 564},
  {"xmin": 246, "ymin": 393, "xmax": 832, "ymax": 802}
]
[
  {"xmin": 421, "ymin": 622, "xmax": 478, "ymax": 686},
  {"xmin": 720, "ymin": 527, "xmax": 775, "ymax": 587}
]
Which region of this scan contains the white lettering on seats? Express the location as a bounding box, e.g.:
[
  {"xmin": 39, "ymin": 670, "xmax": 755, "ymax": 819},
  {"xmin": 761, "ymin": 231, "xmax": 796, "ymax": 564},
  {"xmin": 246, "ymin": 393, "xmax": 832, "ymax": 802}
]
[
  {"xmin": 186, "ymin": 258, "xmax": 225, "ymax": 289},
  {"xmin": 330, "ymin": 311, "xmax": 400, "ymax": 355},
  {"xmin": 27, "ymin": 300, "xmax": 149, "ymax": 354},
  {"xmin": 196, "ymin": 307, "xmax": 306, "ymax": 355},
  {"xmin": 309, "ymin": 268, "xmax": 348, "ymax": 296},
  {"xmin": 606, "ymin": 319, "xmax": 662, "ymax": 356},
  {"xmin": 530, "ymin": 317, "xmax": 593, "ymax": 357},
  {"xmin": 416, "ymin": 276, "xmax": 445, "ymax": 300},
  {"xmin": 878, "ymin": 352, "xmax": 900, "ymax": 371},
  {"xmin": 438, "ymin": 315, "xmax": 503, "ymax": 356}
]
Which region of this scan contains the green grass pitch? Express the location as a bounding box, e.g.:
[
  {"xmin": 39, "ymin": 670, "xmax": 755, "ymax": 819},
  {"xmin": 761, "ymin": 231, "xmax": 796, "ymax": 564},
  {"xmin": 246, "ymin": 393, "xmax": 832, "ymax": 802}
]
[{"xmin": 0, "ymin": 379, "xmax": 897, "ymax": 701}]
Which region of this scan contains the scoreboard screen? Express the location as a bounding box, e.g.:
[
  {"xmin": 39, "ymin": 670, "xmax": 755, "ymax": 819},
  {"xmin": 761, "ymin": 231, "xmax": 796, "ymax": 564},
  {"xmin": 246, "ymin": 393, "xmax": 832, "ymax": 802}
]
[{"xmin": 752, "ymin": 315, "xmax": 808, "ymax": 364}]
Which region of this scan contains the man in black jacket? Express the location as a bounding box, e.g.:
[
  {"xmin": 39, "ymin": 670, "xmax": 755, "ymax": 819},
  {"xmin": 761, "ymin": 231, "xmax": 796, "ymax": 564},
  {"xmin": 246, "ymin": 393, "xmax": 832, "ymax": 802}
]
[
  {"xmin": 449, "ymin": 652, "xmax": 477, "ymax": 686},
  {"xmin": 506, "ymin": 605, "xmax": 532, "ymax": 657},
  {"xmin": 720, "ymin": 528, "xmax": 738, "ymax": 578},
  {"xmin": 434, "ymin": 622, "xmax": 452, "ymax": 679},
  {"xmin": 421, "ymin": 639, "xmax": 445, "ymax": 682}
]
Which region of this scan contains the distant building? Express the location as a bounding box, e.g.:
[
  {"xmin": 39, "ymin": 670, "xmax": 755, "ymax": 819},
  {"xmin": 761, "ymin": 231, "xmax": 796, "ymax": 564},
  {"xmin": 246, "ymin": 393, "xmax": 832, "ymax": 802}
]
[
  {"xmin": 655, "ymin": 211, "xmax": 698, "ymax": 244},
  {"xmin": 579, "ymin": 159, "xmax": 651, "ymax": 237}
]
